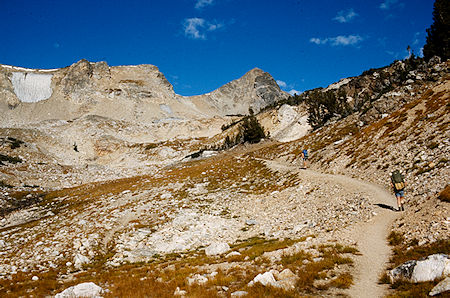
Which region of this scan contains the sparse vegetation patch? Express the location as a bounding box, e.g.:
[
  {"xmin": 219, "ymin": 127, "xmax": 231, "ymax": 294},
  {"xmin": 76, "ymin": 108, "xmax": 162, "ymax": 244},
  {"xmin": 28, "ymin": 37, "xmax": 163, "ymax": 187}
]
[
  {"xmin": 0, "ymin": 153, "xmax": 23, "ymax": 164},
  {"xmin": 0, "ymin": 238, "xmax": 357, "ymax": 297}
]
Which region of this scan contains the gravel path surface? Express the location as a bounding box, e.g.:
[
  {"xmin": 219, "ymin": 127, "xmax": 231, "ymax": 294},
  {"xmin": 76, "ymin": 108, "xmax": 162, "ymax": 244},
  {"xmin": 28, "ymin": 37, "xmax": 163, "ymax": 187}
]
[{"xmin": 263, "ymin": 159, "xmax": 400, "ymax": 298}]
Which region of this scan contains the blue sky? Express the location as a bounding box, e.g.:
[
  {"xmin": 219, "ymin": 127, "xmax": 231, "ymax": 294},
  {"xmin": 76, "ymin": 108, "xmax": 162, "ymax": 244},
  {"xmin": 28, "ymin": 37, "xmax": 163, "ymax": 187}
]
[{"xmin": 0, "ymin": 0, "xmax": 434, "ymax": 96}]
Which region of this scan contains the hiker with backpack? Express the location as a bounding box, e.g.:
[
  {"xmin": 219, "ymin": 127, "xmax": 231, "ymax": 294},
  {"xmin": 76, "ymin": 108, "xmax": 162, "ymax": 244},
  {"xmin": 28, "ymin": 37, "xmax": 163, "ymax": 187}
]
[
  {"xmin": 391, "ymin": 170, "xmax": 406, "ymax": 211},
  {"xmin": 301, "ymin": 149, "xmax": 308, "ymax": 169}
]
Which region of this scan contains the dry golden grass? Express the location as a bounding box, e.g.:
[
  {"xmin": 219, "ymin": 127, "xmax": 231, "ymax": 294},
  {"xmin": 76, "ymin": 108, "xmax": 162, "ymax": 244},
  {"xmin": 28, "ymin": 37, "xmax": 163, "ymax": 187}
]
[
  {"xmin": 205, "ymin": 269, "xmax": 240, "ymax": 287},
  {"xmin": 32, "ymin": 144, "xmax": 292, "ymax": 223},
  {"xmin": 0, "ymin": 150, "xmax": 309, "ymax": 295},
  {"xmin": 389, "ymin": 239, "xmax": 450, "ymax": 268},
  {"xmin": 327, "ymin": 272, "xmax": 353, "ymax": 289},
  {"xmin": 279, "ymin": 250, "xmax": 312, "ymax": 267},
  {"xmin": 0, "ymin": 237, "xmax": 358, "ymax": 297},
  {"xmin": 387, "ymin": 231, "xmax": 404, "ymax": 246},
  {"xmin": 299, "ymin": 84, "xmax": 449, "ymax": 172},
  {"xmin": 229, "ymin": 237, "xmax": 300, "ymax": 262},
  {"xmin": 0, "ymin": 270, "xmax": 60, "ymax": 298},
  {"xmin": 385, "ymin": 280, "xmax": 438, "ymax": 298},
  {"xmin": 276, "ymin": 242, "xmax": 357, "ymax": 294},
  {"xmin": 1, "ymin": 126, "xmax": 372, "ymax": 298},
  {"xmin": 246, "ymin": 283, "xmax": 299, "ymax": 297}
]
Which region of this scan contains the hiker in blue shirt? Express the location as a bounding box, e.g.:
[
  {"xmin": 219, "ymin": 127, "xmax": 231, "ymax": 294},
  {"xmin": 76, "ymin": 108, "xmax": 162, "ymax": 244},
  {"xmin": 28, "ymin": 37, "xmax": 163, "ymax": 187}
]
[{"xmin": 301, "ymin": 149, "xmax": 308, "ymax": 169}]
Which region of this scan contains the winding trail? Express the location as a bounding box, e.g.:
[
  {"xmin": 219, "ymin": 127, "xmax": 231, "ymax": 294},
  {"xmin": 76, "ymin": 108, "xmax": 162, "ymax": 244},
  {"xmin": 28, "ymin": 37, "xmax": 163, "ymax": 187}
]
[{"xmin": 264, "ymin": 159, "xmax": 400, "ymax": 298}]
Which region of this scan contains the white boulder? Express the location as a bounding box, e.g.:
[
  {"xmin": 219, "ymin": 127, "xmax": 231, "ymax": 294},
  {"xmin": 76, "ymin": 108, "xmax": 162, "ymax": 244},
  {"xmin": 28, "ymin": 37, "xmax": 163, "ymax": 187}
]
[
  {"xmin": 412, "ymin": 254, "xmax": 449, "ymax": 282},
  {"xmin": 429, "ymin": 276, "xmax": 450, "ymax": 296},
  {"xmin": 389, "ymin": 254, "xmax": 449, "ymax": 283},
  {"xmin": 174, "ymin": 286, "xmax": 187, "ymax": 296},
  {"xmin": 248, "ymin": 271, "xmax": 279, "ymax": 287},
  {"xmin": 226, "ymin": 251, "xmax": 241, "ymax": 258},
  {"xmin": 54, "ymin": 282, "xmax": 103, "ymax": 298},
  {"xmin": 205, "ymin": 242, "xmax": 230, "ymax": 256},
  {"xmin": 73, "ymin": 254, "xmax": 90, "ymax": 270},
  {"xmin": 276, "ymin": 269, "xmax": 299, "ymax": 291},
  {"xmin": 202, "ymin": 150, "xmax": 217, "ymax": 158},
  {"xmin": 231, "ymin": 290, "xmax": 248, "ymax": 297}
]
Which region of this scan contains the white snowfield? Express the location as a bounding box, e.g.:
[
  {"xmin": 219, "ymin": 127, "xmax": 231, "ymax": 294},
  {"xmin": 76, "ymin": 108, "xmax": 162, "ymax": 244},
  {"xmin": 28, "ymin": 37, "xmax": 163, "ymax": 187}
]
[
  {"xmin": 1, "ymin": 64, "xmax": 59, "ymax": 72},
  {"xmin": 11, "ymin": 72, "xmax": 53, "ymax": 103}
]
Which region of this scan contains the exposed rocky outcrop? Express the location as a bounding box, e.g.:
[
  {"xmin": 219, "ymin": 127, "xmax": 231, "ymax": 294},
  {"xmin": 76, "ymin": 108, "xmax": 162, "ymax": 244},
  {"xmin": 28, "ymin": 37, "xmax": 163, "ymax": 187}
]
[
  {"xmin": 0, "ymin": 61, "xmax": 288, "ymax": 126},
  {"xmin": 55, "ymin": 282, "xmax": 103, "ymax": 298},
  {"xmin": 0, "ymin": 70, "xmax": 20, "ymax": 109},
  {"xmin": 300, "ymin": 56, "xmax": 448, "ymax": 128},
  {"xmin": 389, "ymin": 254, "xmax": 450, "ymax": 283},
  {"xmin": 190, "ymin": 68, "xmax": 288, "ymax": 117}
]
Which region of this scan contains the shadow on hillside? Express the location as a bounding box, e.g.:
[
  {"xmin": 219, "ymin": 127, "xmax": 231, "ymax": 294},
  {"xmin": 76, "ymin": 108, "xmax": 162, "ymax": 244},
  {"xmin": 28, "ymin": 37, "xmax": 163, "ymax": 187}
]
[{"xmin": 375, "ymin": 203, "xmax": 397, "ymax": 211}]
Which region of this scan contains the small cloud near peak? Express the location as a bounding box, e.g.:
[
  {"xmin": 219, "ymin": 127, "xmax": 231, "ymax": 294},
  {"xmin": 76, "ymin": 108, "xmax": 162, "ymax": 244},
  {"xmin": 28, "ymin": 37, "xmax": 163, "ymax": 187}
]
[
  {"xmin": 208, "ymin": 22, "xmax": 223, "ymax": 31},
  {"xmin": 332, "ymin": 35, "xmax": 363, "ymax": 46},
  {"xmin": 380, "ymin": 0, "xmax": 400, "ymax": 10},
  {"xmin": 310, "ymin": 37, "xmax": 327, "ymax": 45},
  {"xmin": 276, "ymin": 80, "xmax": 287, "ymax": 88},
  {"xmin": 183, "ymin": 18, "xmax": 224, "ymax": 40},
  {"xmin": 184, "ymin": 18, "xmax": 206, "ymax": 40},
  {"xmin": 288, "ymin": 89, "xmax": 301, "ymax": 96},
  {"xmin": 333, "ymin": 8, "xmax": 358, "ymax": 23},
  {"xmin": 275, "ymin": 80, "xmax": 301, "ymax": 95},
  {"xmin": 195, "ymin": 0, "xmax": 214, "ymax": 9},
  {"xmin": 310, "ymin": 35, "xmax": 363, "ymax": 47}
]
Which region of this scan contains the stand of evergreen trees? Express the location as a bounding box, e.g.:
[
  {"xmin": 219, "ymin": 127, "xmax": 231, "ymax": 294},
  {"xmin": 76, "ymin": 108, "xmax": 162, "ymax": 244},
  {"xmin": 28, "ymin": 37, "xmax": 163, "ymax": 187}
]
[{"xmin": 423, "ymin": 0, "xmax": 449, "ymax": 61}]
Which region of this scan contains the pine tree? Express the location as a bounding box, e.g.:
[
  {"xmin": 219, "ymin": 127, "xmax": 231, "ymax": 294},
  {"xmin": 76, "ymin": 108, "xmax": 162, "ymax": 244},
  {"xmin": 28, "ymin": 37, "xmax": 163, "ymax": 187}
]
[
  {"xmin": 423, "ymin": 0, "xmax": 449, "ymax": 61},
  {"xmin": 240, "ymin": 108, "xmax": 266, "ymax": 143}
]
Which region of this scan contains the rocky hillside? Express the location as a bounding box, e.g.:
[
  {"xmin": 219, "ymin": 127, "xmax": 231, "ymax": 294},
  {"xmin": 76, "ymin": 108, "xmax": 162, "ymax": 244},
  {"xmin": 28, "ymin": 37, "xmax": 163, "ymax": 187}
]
[
  {"xmin": 0, "ymin": 61, "xmax": 302, "ymax": 190},
  {"xmin": 190, "ymin": 68, "xmax": 289, "ymax": 117},
  {"xmin": 0, "ymin": 60, "xmax": 296, "ymax": 187},
  {"xmin": 0, "ymin": 58, "xmax": 448, "ymax": 297},
  {"xmin": 253, "ymin": 58, "xmax": 449, "ymax": 245},
  {"xmin": 283, "ymin": 56, "xmax": 446, "ymax": 129},
  {"xmin": 0, "ymin": 60, "xmax": 288, "ymax": 126}
]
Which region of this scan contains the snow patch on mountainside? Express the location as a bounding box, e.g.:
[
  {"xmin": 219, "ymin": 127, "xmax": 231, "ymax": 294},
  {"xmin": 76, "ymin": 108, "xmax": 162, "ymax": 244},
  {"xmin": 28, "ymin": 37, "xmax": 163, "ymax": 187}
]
[
  {"xmin": 11, "ymin": 72, "xmax": 53, "ymax": 103},
  {"xmin": 2, "ymin": 64, "xmax": 59, "ymax": 72}
]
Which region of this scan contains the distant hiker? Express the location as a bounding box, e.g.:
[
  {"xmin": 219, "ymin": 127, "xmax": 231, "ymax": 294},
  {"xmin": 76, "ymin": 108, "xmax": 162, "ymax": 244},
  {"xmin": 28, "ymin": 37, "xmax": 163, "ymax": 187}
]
[
  {"xmin": 301, "ymin": 149, "xmax": 308, "ymax": 169},
  {"xmin": 391, "ymin": 170, "xmax": 406, "ymax": 211},
  {"xmin": 73, "ymin": 142, "xmax": 78, "ymax": 152}
]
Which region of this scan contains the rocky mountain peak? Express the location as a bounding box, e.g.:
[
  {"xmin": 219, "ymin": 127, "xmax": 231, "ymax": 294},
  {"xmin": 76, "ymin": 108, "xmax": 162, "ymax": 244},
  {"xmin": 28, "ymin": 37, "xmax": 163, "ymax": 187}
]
[
  {"xmin": 245, "ymin": 67, "xmax": 264, "ymax": 75},
  {"xmin": 198, "ymin": 67, "xmax": 288, "ymax": 116},
  {"xmin": 0, "ymin": 60, "xmax": 287, "ymax": 125}
]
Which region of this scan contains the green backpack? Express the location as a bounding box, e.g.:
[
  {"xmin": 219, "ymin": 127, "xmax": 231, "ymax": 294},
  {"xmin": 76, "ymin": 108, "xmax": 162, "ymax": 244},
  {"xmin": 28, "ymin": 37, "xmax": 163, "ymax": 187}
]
[{"xmin": 391, "ymin": 170, "xmax": 405, "ymax": 191}]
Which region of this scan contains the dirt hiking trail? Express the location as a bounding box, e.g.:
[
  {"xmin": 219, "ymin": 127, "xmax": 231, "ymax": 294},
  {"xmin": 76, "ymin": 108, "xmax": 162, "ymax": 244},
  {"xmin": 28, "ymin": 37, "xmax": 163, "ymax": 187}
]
[{"xmin": 264, "ymin": 159, "xmax": 400, "ymax": 298}]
